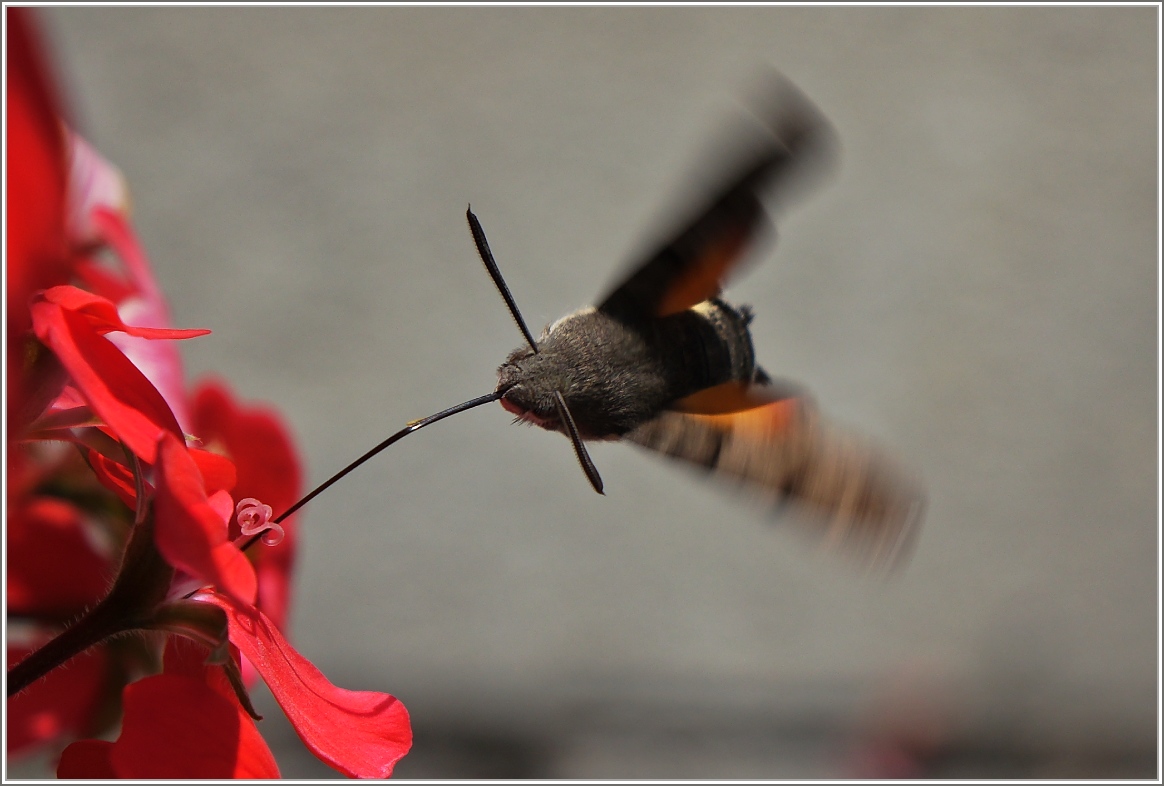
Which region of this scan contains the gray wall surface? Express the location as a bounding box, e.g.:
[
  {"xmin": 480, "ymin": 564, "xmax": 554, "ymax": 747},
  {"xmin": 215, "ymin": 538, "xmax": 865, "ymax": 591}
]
[{"xmin": 22, "ymin": 6, "xmax": 1160, "ymax": 778}]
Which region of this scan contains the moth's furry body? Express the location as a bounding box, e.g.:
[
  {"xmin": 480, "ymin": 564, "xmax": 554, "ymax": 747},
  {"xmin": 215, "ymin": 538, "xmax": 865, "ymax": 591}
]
[{"xmin": 497, "ymin": 299, "xmax": 758, "ymax": 439}]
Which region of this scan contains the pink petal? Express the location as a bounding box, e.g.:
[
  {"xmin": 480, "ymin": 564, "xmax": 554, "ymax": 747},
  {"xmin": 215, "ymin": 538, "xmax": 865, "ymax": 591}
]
[
  {"xmin": 91, "ymin": 208, "xmax": 199, "ymax": 421},
  {"xmin": 153, "ymin": 433, "xmax": 256, "ymax": 606},
  {"xmin": 205, "ymin": 593, "xmax": 412, "ymax": 778},
  {"xmin": 207, "ymin": 489, "xmax": 235, "ymax": 530},
  {"xmin": 94, "ymin": 206, "xmax": 208, "ymax": 429},
  {"xmin": 107, "ymin": 298, "xmax": 195, "ymax": 432},
  {"xmin": 64, "ymin": 132, "xmax": 129, "ymax": 248}
]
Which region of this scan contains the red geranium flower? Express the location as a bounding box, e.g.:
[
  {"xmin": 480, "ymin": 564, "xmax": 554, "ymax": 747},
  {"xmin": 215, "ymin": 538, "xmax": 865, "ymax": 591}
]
[{"xmin": 6, "ymin": 8, "xmax": 412, "ymax": 777}]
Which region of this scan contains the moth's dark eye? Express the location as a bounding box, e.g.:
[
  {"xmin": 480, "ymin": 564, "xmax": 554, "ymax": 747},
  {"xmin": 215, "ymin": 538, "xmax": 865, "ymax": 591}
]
[{"xmin": 495, "ymin": 368, "xmax": 518, "ymax": 393}]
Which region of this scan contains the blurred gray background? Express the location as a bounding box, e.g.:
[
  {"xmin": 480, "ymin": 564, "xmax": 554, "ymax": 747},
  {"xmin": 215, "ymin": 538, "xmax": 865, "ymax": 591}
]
[{"xmin": 28, "ymin": 6, "xmax": 1158, "ymax": 778}]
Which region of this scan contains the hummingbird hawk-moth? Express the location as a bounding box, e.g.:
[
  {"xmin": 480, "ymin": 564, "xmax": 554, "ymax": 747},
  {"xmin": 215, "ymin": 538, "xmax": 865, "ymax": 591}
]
[
  {"xmin": 466, "ymin": 76, "xmax": 925, "ymax": 571},
  {"xmin": 281, "ymin": 75, "xmax": 923, "ymax": 572}
]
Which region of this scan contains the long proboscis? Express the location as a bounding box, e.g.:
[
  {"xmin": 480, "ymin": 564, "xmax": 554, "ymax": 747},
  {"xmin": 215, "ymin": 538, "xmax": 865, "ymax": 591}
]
[
  {"xmin": 252, "ymin": 203, "xmax": 603, "ymax": 549},
  {"xmin": 246, "ymin": 391, "xmax": 503, "ymax": 545}
]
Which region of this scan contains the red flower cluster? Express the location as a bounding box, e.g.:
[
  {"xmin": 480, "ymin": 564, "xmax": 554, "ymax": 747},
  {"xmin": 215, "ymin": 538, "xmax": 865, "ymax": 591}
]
[{"xmin": 6, "ymin": 9, "xmax": 411, "ymax": 778}]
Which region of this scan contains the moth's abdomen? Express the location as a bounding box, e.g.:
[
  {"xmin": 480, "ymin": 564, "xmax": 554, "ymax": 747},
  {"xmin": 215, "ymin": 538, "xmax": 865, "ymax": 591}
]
[{"xmin": 652, "ymin": 298, "xmax": 758, "ymax": 399}]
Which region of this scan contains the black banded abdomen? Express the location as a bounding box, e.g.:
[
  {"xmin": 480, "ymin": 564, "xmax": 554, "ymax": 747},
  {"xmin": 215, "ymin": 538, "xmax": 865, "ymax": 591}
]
[{"xmin": 651, "ymin": 298, "xmax": 758, "ymax": 400}]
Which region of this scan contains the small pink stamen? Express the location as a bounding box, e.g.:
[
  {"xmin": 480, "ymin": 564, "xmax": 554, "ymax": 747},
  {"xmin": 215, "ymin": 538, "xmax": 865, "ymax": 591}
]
[{"xmin": 235, "ymin": 497, "xmax": 283, "ymax": 546}]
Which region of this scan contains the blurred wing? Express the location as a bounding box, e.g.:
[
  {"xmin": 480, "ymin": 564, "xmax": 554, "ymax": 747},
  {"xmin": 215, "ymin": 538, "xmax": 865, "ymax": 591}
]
[
  {"xmin": 597, "ymin": 163, "xmax": 770, "ymax": 320},
  {"xmin": 597, "ymin": 75, "xmax": 837, "ymax": 321},
  {"xmin": 624, "ymin": 393, "xmax": 925, "ymax": 573},
  {"xmin": 670, "ymin": 377, "xmax": 805, "ymax": 415}
]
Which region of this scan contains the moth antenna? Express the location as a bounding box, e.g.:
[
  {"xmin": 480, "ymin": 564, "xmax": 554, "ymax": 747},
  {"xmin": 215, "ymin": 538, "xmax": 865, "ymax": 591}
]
[
  {"xmin": 553, "ymin": 390, "xmax": 605, "ymax": 495},
  {"xmin": 466, "ymin": 206, "xmax": 540, "ymax": 353},
  {"xmin": 245, "ymin": 391, "xmax": 503, "ymax": 549}
]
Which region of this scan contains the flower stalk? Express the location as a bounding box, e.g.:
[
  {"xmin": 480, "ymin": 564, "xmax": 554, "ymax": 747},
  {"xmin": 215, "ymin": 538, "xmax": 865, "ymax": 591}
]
[
  {"xmin": 8, "ymin": 515, "xmax": 174, "ymax": 697},
  {"xmin": 6, "ymin": 605, "xmax": 119, "ymax": 699}
]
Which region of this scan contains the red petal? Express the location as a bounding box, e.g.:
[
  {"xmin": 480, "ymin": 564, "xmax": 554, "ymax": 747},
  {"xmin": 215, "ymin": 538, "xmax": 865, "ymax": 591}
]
[
  {"xmin": 40, "ymin": 285, "xmax": 210, "ymax": 340},
  {"xmin": 90, "ymin": 206, "xmax": 161, "ymax": 298},
  {"xmin": 6, "ymin": 8, "xmax": 73, "ymax": 423},
  {"xmin": 206, "ymin": 593, "xmax": 412, "ymax": 778},
  {"xmin": 191, "ymin": 379, "xmax": 303, "ymax": 632},
  {"xmin": 5, "ymin": 8, "xmax": 70, "ymax": 336},
  {"xmin": 57, "ymin": 740, "xmax": 117, "ymax": 778},
  {"xmin": 6, "ymin": 643, "xmax": 108, "ymax": 756},
  {"xmin": 57, "ymin": 638, "xmax": 280, "ymax": 778},
  {"xmin": 29, "ymin": 300, "xmax": 182, "ymax": 464},
  {"xmin": 74, "ymin": 256, "xmax": 135, "ymax": 303},
  {"xmin": 191, "ymin": 379, "xmax": 303, "ymax": 518},
  {"xmin": 162, "ymin": 633, "xmax": 230, "ymax": 680},
  {"xmin": 189, "ymin": 447, "xmax": 238, "ymax": 496},
  {"xmin": 86, "ymin": 442, "xmax": 237, "ymax": 513},
  {"xmin": 87, "ymin": 448, "xmax": 140, "ymax": 509},
  {"xmin": 6, "ymin": 497, "xmax": 112, "ymax": 617},
  {"xmin": 153, "ymin": 433, "xmax": 256, "ymax": 605},
  {"xmin": 82, "ymin": 209, "xmax": 199, "ymax": 429},
  {"xmin": 108, "ymin": 674, "xmax": 279, "ymax": 778}
]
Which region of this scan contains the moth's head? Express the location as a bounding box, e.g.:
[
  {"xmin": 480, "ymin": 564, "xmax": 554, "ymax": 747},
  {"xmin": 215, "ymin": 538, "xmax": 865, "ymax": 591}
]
[{"xmin": 495, "ymin": 345, "xmax": 563, "ymax": 431}]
